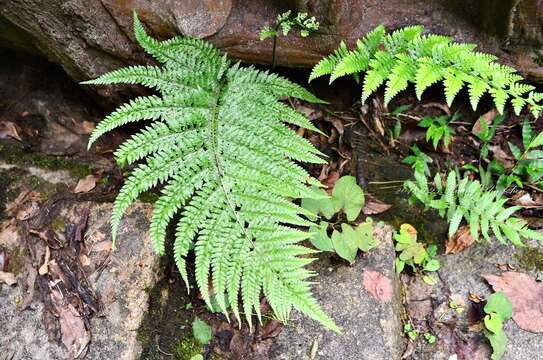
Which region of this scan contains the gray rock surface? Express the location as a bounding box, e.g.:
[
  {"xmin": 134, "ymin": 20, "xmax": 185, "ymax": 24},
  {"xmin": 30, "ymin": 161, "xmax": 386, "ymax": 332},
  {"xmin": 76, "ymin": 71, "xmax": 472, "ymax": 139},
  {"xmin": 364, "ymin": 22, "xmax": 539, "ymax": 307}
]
[
  {"xmin": 0, "ymin": 165, "xmax": 160, "ymax": 360},
  {"xmin": 407, "ymin": 239, "xmax": 543, "ymax": 360},
  {"xmin": 269, "ymin": 225, "xmax": 405, "ymax": 360}
]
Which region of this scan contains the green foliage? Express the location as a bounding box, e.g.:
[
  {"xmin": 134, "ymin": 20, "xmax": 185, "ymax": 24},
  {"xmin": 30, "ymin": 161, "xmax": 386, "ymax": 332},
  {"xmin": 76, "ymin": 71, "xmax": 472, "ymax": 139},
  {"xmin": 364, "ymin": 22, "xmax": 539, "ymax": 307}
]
[
  {"xmin": 260, "ymin": 11, "xmax": 319, "ymax": 40},
  {"xmin": 424, "ymin": 332, "xmax": 436, "ymax": 344},
  {"xmin": 498, "ymin": 120, "xmax": 543, "ymax": 189},
  {"xmin": 192, "ymin": 317, "xmax": 213, "ymax": 345},
  {"xmin": 403, "ymin": 322, "xmax": 419, "ymax": 341},
  {"xmin": 331, "ymin": 176, "xmax": 365, "ymax": 221},
  {"xmin": 483, "ymin": 292, "xmax": 513, "ymax": 360},
  {"xmin": 474, "ymin": 114, "xmax": 505, "ymax": 160},
  {"xmin": 84, "ymin": 13, "xmax": 338, "ymax": 332},
  {"xmin": 402, "ymin": 145, "xmax": 433, "ymax": 176},
  {"xmin": 393, "ymin": 224, "xmax": 440, "ymax": 274},
  {"xmin": 405, "ymin": 170, "xmax": 543, "ymax": 245},
  {"xmin": 310, "ymin": 25, "xmax": 543, "ymax": 117},
  {"xmin": 301, "ymin": 176, "xmax": 378, "ymax": 262},
  {"xmin": 418, "ymin": 113, "xmax": 457, "ymax": 149}
]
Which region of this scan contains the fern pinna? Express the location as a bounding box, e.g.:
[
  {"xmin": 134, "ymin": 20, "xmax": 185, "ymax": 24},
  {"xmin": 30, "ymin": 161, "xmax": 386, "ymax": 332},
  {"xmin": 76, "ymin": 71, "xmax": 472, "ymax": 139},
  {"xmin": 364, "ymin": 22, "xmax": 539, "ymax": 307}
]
[
  {"xmin": 310, "ymin": 25, "xmax": 543, "ymax": 117},
  {"xmin": 84, "ymin": 13, "xmax": 338, "ymax": 332}
]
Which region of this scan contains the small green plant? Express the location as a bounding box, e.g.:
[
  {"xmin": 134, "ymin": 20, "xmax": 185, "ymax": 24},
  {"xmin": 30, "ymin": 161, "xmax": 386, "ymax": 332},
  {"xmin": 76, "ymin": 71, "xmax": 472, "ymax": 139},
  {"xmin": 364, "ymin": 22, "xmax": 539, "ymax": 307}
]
[
  {"xmin": 310, "ymin": 25, "xmax": 543, "ymax": 117},
  {"xmin": 424, "ymin": 332, "xmax": 436, "ymax": 344},
  {"xmin": 260, "ymin": 11, "xmax": 319, "ymax": 68},
  {"xmin": 405, "ymin": 170, "xmax": 543, "ymax": 244},
  {"xmin": 483, "ymin": 292, "xmax": 513, "ymax": 360},
  {"xmin": 497, "ymin": 120, "xmax": 543, "ymax": 189},
  {"xmin": 84, "ymin": 13, "xmax": 338, "ymax": 332},
  {"xmin": 402, "ymin": 145, "xmax": 433, "ymax": 176},
  {"xmin": 403, "ymin": 322, "xmax": 419, "ymax": 341},
  {"xmin": 394, "ymin": 224, "xmax": 440, "ymax": 274},
  {"xmin": 302, "ymin": 176, "xmax": 379, "ymax": 263},
  {"xmin": 474, "ymin": 114, "xmax": 504, "ymax": 160},
  {"xmin": 418, "ymin": 113, "xmax": 457, "ymax": 150},
  {"xmin": 192, "ymin": 317, "xmax": 213, "ymax": 345}
]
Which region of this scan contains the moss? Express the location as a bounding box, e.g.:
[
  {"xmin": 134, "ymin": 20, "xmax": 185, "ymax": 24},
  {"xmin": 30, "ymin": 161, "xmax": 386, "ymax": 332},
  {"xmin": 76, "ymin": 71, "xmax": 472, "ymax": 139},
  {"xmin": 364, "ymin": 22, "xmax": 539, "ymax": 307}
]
[
  {"xmin": 0, "ymin": 141, "xmax": 94, "ymax": 179},
  {"xmin": 51, "ymin": 216, "xmax": 66, "ymax": 233},
  {"xmin": 172, "ymin": 337, "xmax": 204, "ymax": 360},
  {"xmin": 6, "ymin": 246, "xmax": 27, "ymax": 275},
  {"xmin": 0, "ymin": 170, "xmax": 18, "ymax": 219},
  {"xmin": 514, "ymin": 246, "xmax": 543, "ymax": 272}
]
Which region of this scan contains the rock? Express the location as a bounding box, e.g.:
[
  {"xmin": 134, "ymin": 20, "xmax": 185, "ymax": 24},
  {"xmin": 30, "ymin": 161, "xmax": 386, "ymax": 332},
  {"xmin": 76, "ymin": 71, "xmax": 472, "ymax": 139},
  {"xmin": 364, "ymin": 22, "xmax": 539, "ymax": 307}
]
[
  {"xmin": 269, "ymin": 224, "xmax": 405, "ymax": 360},
  {"xmin": 406, "ymin": 239, "xmax": 543, "ymax": 360},
  {"xmin": 0, "ymin": 163, "xmax": 160, "ymax": 359},
  {"xmin": 4, "ymin": 0, "xmax": 541, "ymax": 102}
]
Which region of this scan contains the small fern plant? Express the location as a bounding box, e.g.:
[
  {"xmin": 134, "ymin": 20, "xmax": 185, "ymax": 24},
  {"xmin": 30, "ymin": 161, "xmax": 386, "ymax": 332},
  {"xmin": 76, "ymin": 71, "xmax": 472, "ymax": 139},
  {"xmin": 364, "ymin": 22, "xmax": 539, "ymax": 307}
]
[
  {"xmin": 83, "ymin": 13, "xmax": 339, "ymax": 332},
  {"xmin": 310, "ymin": 25, "xmax": 543, "ymax": 117},
  {"xmin": 405, "ymin": 170, "xmax": 543, "ymax": 244}
]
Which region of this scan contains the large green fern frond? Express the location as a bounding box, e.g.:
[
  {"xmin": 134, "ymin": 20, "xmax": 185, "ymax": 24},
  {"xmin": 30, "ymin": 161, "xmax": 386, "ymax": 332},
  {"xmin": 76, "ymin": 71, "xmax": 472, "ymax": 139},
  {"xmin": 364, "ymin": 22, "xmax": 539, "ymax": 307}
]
[
  {"xmin": 311, "ymin": 25, "xmax": 543, "ymax": 117},
  {"xmin": 84, "ymin": 13, "xmax": 338, "ymax": 332}
]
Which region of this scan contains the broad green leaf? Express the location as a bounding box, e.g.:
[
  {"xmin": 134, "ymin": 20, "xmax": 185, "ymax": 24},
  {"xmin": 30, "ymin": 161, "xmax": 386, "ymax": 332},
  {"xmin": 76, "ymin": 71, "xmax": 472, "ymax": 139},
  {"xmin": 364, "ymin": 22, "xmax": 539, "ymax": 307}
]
[
  {"xmin": 522, "ymin": 120, "xmax": 533, "ymax": 149},
  {"xmin": 529, "ymin": 131, "xmax": 543, "ymax": 149},
  {"xmin": 508, "ymin": 142, "xmax": 522, "ymax": 160},
  {"xmin": 422, "ymin": 275, "xmax": 437, "ymax": 285},
  {"xmin": 192, "ymin": 317, "xmax": 212, "ymax": 345},
  {"xmin": 331, "ymin": 225, "xmax": 359, "ymax": 263},
  {"xmin": 395, "ymin": 258, "xmax": 405, "ymax": 273},
  {"xmin": 331, "ymin": 176, "xmax": 365, "ymax": 221},
  {"xmin": 309, "ymin": 224, "xmax": 334, "ymax": 251},
  {"xmin": 484, "ymin": 292, "xmax": 513, "ymax": 321},
  {"xmin": 355, "ymin": 220, "xmax": 379, "ymax": 251},
  {"xmin": 190, "ymin": 356, "xmax": 204, "ymax": 360},
  {"xmin": 484, "ymin": 313, "xmax": 503, "ymax": 334},
  {"xmin": 486, "ymin": 329, "xmax": 507, "ymax": 360},
  {"xmin": 302, "ymin": 187, "xmax": 337, "ymax": 220},
  {"xmin": 423, "ymin": 259, "xmax": 440, "ymax": 272}
]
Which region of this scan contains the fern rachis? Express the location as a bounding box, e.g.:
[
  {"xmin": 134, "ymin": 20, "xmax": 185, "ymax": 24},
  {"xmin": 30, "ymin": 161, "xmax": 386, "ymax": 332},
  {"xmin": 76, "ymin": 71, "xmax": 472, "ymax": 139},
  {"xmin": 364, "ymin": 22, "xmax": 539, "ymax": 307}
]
[{"xmin": 84, "ymin": 13, "xmax": 338, "ymax": 332}]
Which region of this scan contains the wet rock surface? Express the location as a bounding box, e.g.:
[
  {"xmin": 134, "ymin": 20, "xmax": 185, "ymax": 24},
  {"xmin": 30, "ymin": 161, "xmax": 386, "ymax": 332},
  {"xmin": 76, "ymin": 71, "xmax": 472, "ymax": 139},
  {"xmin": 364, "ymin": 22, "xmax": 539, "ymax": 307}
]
[{"xmin": 269, "ymin": 225, "xmax": 405, "ymax": 360}]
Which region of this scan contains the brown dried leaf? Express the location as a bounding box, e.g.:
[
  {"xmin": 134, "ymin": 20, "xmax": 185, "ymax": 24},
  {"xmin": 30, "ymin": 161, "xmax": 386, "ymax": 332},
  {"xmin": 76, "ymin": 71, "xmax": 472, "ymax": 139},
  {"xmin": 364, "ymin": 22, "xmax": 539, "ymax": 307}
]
[
  {"xmin": 483, "ymin": 271, "xmax": 543, "ymax": 333},
  {"xmin": 50, "ymin": 289, "xmax": 91, "ymax": 357},
  {"xmin": 91, "ymin": 240, "xmax": 112, "ymax": 253},
  {"xmin": 472, "ymin": 108, "xmax": 497, "ymax": 135},
  {"xmin": 363, "ymin": 270, "xmax": 393, "ymax": 302},
  {"xmin": 73, "ymin": 174, "xmax": 98, "ymax": 193},
  {"xmin": 446, "ymin": 225, "xmax": 475, "ymax": 254},
  {"xmin": 0, "ymin": 271, "xmax": 16, "ymax": 286},
  {"xmin": 71, "ymin": 120, "xmax": 95, "ymax": 135},
  {"xmin": 0, "ymin": 219, "xmax": 21, "ymax": 248},
  {"xmin": 38, "ymin": 246, "xmax": 51, "ymax": 276},
  {"xmin": 511, "ymin": 192, "xmax": 543, "ymax": 208},
  {"xmin": 323, "ymin": 171, "xmax": 340, "ymax": 194},
  {"xmin": 0, "ymin": 121, "xmax": 22, "ymax": 141},
  {"xmin": 260, "ymin": 319, "xmax": 283, "ymax": 339},
  {"xmin": 469, "ymin": 293, "xmax": 483, "ymax": 303},
  {"xmin": 490, "ymin": 145, "xmax": 515, "ymax": 169},
  {"xmin": 363, "ymin": 194, "xmax": 392, "ymax": 215}
]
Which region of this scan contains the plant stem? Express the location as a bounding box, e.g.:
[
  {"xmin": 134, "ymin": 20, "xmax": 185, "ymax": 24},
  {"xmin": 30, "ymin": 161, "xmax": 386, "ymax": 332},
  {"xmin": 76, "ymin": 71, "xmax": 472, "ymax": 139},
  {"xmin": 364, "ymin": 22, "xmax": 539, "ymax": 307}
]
[{"xmin": 271, "ymin": 23, "xmax": 281, "ymax": 70}]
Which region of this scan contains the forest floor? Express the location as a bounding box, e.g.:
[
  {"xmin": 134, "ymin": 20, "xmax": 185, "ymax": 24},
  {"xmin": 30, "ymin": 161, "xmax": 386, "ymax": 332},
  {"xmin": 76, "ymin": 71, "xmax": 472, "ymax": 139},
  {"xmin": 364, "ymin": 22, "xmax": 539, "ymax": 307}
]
[{"xmin": 0, "ymin": 51, "xmax": 542, "ymax": 360}]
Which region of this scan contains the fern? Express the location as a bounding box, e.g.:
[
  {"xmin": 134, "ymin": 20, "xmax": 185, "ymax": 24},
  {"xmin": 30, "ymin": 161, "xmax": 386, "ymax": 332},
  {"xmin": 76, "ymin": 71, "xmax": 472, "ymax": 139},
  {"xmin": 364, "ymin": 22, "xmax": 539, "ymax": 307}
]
[
  {"xmin": 83, "ymin": 13, "xmax": 339, "ymax": 332},
  {"xmin": 310, "ymin": 26, "xmax": 543, "ymax": 117},
  {"xmin": 405, "ymin": 171, "xmax": 543, "ymax": 245}
]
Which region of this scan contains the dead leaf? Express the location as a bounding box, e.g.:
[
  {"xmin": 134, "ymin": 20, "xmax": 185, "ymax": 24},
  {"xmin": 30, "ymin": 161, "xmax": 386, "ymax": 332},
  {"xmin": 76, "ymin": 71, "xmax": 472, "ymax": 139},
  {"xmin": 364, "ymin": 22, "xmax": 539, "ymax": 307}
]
[
  {"xmin": 446, "ymin": 226, "xmax": 475, "ymax": 254},
  {"xmin": 91, "ymin": 240, "xmax": 112, "ymax": 253},
  {"xmin": 5, "ymin": 190, "xmax": 41, "ymax": 220},
  {"xmin": 363, "ymin": 194, "xmax": 392, "ymax": 215},
  {"xmin": 38, "ymin": 246, "xmax": 50, "ymax": 276},
  {"xmin": 468, "ymin": 293, "xmax": 483, "ymax": 303},
  {"xmin": 322, "ymin": 171, "xmax": 340, "ymax": 194},
  {"xmin": 490, "ymin": 145, "xmax": 515, "ymax": 169},
  {"xmin": 484, "ymin": 271, "xmax": 543, "ymax": 333},
  {"xmin": 422, "ymin": 102, "xmax": 451, "ymax": 116},
  {"xmin": 0, "ymin": 219, "xmax": 20, "ymax": 247},
  {"xmin": 73, "ymin": 174, "xmax": 98, "ymax": 193},
  {"xmin": 50, "ymin": 289, "xmax": 90, "ymax": 357},
  {"xmin": 0, "ymin": 249, "xmax": 7, "ymax": 272},
  {"xmin": 260, "ymin": 319, "xmax": 283, "ymax": 339},
  {"xmin": 363, "ymin": 270, "xmax": 393, "ymax": 302},
  {"xmin": 0, "ymin": 271, "xmax": 16, "ymax": 286},
  {"xmin": 511, "ymin": 192, "xmax": 543, "ymax": 208},
  {"xmin": 400, "ymin": 223, "xmax": 417, "ymax": 238},
  {"xmin": 0, "ymin": 121, "xmax": 22, "ymax": 141},
  {"xmin": 71, "ymin": 120, "xmax": 95, "ymax": 135},
  {"xmin": 472, "ymin": 108, "xmax": 497, "ymax": 135}
]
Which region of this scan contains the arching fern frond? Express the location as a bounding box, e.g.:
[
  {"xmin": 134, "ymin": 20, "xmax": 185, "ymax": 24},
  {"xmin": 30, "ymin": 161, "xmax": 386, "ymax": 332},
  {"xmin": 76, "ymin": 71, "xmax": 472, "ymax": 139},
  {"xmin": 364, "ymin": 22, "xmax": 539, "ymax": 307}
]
[
  {"xmin": 311, "ymin": 25, "xmax": 543, "ymax": 117},
  {"xmin": 83, "ymin": 13, "xmax": 338, "ymax": 333}
]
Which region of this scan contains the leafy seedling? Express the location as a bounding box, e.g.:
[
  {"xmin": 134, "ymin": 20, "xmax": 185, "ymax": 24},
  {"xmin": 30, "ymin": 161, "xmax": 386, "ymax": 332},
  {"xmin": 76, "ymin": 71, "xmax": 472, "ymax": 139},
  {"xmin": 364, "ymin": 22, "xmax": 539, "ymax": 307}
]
[
  {"xmin": 403, "ymin": 323, "xmax": 419, "ymax": 341},
  {"xmin": 474, "ymin": 114, "xmax": 504, "ymax": 160},
  {"xmin": 403, "ymin": 145, "xmax": 433, "ymax": 176},
  {"xmin": 331, "ymin": 220, "xmax": 378, "ymax": 263},
  {"xmin": 483, "ymin": 291, "xmax": 513, "ymax": 360},
  {"xmin": 260, "ymin": 11, "xmax": 319, "ymax": 68},
  {"xmin": 394, "ymin": 224, "xmax": 440, "ymax": 274},
  {"xmin": 424, "ymin": 332, "xmax": 436, "ymax": 344},
  {"xmin": 418, "ymin": 113, "xmax": 457, "ymax": 150}
]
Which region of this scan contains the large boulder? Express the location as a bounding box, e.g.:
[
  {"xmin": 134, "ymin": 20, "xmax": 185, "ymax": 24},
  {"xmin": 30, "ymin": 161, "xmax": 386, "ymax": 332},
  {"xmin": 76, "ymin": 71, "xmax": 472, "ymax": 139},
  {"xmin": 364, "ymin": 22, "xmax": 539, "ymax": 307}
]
[{"xmin": 2, "ymin": 0, "xmax": 542, "ymax": 102}]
